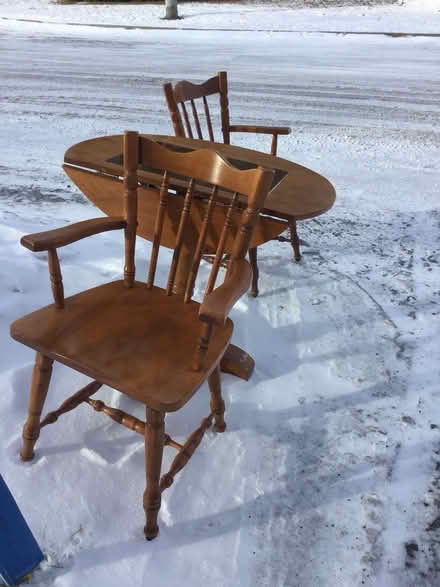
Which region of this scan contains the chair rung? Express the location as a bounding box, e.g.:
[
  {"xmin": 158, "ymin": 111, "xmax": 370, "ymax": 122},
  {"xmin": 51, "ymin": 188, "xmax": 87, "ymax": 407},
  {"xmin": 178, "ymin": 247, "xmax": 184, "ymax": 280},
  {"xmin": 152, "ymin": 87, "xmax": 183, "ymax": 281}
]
[
  {"xmin": 84, "ymin": 399, "xmax": 186, "ymax": 452},
  {"xmin": 160, "ymin": 413, "xmax": 213, "ymax": 492},
  {"xmin": 40, "ymin": 380, "xmax": 102, "ymax": 428},
  {"xmin": 86, "ymin": 398, "xmax": 146, "ymax": 435},
  {"xmin": 164, "ymin": 434, "xmax": 184, "ymax": 451}
]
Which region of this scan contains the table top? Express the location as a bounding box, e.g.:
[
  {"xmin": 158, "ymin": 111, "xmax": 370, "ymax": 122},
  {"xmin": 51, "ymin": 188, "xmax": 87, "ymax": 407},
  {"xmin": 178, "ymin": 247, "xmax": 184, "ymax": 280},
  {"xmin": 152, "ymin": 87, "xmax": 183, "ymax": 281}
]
[{"xmin": 64, "ymin": 134, "xmax": 336, "ymax": 221}]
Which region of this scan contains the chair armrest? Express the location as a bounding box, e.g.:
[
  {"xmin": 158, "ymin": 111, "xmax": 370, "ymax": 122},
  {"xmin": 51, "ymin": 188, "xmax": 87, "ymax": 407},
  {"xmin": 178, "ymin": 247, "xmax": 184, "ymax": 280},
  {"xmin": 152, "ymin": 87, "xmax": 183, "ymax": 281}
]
[
  {"xmin": 229, "ymin": 124, "xmax": 291, "ymax": 136},
  {"xmin": 199, "ymin": 259, "xmax": 252, "ymax": 326},
  {"xmin": 20, "ymin": 217, "xmax": 127, "ymax": 252}
]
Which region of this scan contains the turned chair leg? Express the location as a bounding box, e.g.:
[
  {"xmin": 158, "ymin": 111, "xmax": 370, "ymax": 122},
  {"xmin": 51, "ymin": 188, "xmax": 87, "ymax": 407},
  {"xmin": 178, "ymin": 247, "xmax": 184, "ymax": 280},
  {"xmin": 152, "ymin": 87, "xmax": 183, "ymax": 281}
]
[
  {"xmin": 20, "ymin": 352, "xmax": 53, "ymax": 462},
  {"xmin": 208, "ymin": 365, "xmax": 226, "ymax": 432},
  {"xmin": 288, "ymin": 218, "xmax": 301, "ymax": 262},
  {"xmin": 144, "ymin": 407, "xmax": 165, "ymax": 540},
  {"xmin": 248, "ymin": 247, "xmax": 259, "ymax": 297}
]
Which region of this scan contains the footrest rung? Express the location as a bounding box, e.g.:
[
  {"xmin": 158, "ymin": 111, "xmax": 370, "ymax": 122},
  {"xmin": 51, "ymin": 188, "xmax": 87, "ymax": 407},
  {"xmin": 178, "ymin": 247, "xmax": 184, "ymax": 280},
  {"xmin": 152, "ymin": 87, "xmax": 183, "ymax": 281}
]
[
  {"xmin": 164, "ymin": 434, "xmax": 184, "ymax": 451},
  {"xmin": 159, "ymin": 413, "xmax": 213, "ymax": 492},
  {"xmin": 86, "ymin": 398, "xmax": 145, "ymax": 435},
  {"xmin": 40, "ymin": 380, "xmax": 102, "ymax": 428}
]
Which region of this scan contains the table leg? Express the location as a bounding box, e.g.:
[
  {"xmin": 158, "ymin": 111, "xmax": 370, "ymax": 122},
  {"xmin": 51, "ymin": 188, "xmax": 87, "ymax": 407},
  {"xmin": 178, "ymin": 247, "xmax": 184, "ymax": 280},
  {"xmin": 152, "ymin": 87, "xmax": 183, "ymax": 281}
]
[{"xmin": 288, "ymin": 217, "xmax": 301, "ymax": 262}]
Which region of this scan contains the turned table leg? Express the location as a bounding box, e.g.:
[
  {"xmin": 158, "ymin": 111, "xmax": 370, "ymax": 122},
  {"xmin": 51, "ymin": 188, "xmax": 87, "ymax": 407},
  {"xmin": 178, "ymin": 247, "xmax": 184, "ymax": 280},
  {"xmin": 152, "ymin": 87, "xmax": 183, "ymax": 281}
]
[
  {"xmin": 288, "ymin": 217, "xmax": 301, "ymax": 262},
  {"xmin": 21, "ymin": 352, "xmax": 53, "ymax": 462},
  {"xmin": 144, "ymin": 407, "xmax": 165, "ymax": 540},
  {"xmin": 248, "ymin": 247, "xmax": 259, "ymax": 298},
  {"xmin": 208, "ymin": 365, "xmax": 226, "ymax": 432}
]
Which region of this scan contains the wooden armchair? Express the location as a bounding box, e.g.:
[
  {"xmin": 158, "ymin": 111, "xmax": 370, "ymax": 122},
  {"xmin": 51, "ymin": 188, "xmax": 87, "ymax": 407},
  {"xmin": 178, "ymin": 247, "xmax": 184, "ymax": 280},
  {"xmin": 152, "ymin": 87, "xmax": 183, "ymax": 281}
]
[
  {"xmin": 10, "ymin": 132, "xmax": 273, "ymax": 540},
  {"xmin": 163, "ymin": 71, "xmax": 299, "ymax": 297}
]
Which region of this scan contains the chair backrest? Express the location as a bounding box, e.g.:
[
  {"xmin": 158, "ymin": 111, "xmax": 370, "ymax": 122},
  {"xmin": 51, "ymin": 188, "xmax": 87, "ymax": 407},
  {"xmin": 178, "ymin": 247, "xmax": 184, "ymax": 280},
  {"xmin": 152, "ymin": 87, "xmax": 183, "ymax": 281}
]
[
  {"xmin": 163, "ymin": 72, "xmax": 230, "ymax": 145},
  {"xmin": 123, "ymin": 131, "xmax": 273, "ymax": 305}
]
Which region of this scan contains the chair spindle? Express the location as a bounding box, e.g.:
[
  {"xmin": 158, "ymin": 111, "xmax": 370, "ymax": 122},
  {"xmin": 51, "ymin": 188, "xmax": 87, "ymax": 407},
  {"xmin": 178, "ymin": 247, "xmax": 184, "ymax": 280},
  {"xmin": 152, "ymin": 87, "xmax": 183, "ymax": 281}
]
[
  {"xmin": 218, "ymin": 71, "xmax": 230, "ymax": 144},
  {"xmin": 231, "ymin": 199, "xmax": 260, "ymax": 263},
  {"xmin": 190, "ymin": 100, "xmax": 203, "ymax": 139},
  {"xmin": 192, "ymin": 322, "xmax": 213, "ymax": 372},
  {"xmin": 166, "ymin": 179, "xmax": 195, "ymax": 295},
  {"xmin": 48, "ymin": 248, "xmax": 64, "ymax": 309},
  {"xmin": 180, "ymin": 103, "xmax": 193, "ymax": 139},
  {"xmin": 123, "ymin": 130, "xmax": 138, "ymax": 288},
  {"xmin": 202, "ymin": 96, "xmax": 215, "ymax": 141},
  {"xmin": 147, "ymin": 171, "xmax": 169, "ymax": 288},
  {"xmin": 271, "ymin": 133, "xmax": 278, "ymax": 157},
  {"xmin": 204, "ymin": 192, "xmax": 238, "ymax": 296},
  {"xmin": 184, "ymin": 186, "xmax": 218, "ymax": 303}
]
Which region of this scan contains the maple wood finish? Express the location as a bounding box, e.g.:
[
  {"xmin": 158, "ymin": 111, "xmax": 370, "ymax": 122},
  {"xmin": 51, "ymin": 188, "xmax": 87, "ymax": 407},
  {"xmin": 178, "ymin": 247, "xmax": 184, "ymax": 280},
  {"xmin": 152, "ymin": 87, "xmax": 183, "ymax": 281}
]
[
  {"xmin": 163, "ymin": 71, "xmax": 297, "ymax": 295},
  {"xmin": 163, "ymin": 72, "xmax": 290, "ymax": 155},
  {"xmin": 40, "ymin": 380, "xmax": 102, "ymax": 428},
  {"xmin": 64, "ymin": 135, "xmax": 335, "ymax": 273},
  {"xmin": 11, "ymin": 132, "xmax": 274, "ymax": 540},
  {"xmin": 63, "ymin": 135, "xmax": 334, "ymax": 221},
  {"xmin": 61, "ymin": 167, "xmax": 284, "ymax": 255},
  {"xmin": 63, "ymin": 133, "xmax": 335, "ymax": 379}
]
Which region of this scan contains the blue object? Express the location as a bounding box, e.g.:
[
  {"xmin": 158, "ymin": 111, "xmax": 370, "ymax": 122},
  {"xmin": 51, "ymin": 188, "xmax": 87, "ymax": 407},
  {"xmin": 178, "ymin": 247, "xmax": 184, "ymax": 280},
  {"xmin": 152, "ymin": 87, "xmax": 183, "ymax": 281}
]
[{"xmin": 0, "ymin": 474, "xmax": 44, "ymax": 586}]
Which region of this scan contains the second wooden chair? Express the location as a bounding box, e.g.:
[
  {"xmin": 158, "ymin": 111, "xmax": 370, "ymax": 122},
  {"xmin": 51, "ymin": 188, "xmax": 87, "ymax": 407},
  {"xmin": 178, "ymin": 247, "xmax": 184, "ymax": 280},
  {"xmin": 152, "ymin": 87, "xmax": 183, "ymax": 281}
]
[{"xmin": 163, "ymin": 71, "xmax": 301, "ymax": 297}]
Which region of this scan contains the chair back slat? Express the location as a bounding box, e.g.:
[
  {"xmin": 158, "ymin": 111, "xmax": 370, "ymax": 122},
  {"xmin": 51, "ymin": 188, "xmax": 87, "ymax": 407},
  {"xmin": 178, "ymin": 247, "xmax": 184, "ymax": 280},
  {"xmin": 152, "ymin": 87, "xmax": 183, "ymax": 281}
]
[
  {"xmin": 190, "ymin": 100, "xmax": 203, "ymax": 140},
  {"xmin": 184, "ymin": 186, "xmax": 218, "ymax": 303},
  {"xmin": 204, "ymin": 193, "xmax": 239, "ymax": 296},
  {"xmin": 180, "ymin": 103, "xmax": 193, "ymax": 139},
  {"xmin": 202, "ymin": 96, "xmax": 215, "ymax": 142},
  {"xmin": 166, "ymin": 179, "xmax": 195, "ymax": 295},
  {"xmin": 147, "ymin": 171, "xmax": 169, "ymax": 288}
]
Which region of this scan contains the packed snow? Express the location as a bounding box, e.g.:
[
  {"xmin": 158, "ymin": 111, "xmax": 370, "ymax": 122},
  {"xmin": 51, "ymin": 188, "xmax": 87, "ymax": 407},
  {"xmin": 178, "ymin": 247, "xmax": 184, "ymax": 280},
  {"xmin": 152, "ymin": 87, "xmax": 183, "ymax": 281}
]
[
  {"xmin": 1, "ymin": 0, "xmax": 440, "ymax": 34},
  {"xmin": 0, "ymin": 1, "xmax": 439, "ymax": 586}
]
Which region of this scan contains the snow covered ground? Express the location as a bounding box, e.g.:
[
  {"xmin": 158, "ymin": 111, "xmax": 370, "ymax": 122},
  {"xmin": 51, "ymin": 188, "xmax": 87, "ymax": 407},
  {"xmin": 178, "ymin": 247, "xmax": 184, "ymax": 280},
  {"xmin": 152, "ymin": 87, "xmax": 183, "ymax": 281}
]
[
  {"xmin": 1, "ymin": 0, "xmax": 440, "ymax": 34},
  {"xmin": 0, "ymin": 1, "xmax": 440, "ymax": 586}
]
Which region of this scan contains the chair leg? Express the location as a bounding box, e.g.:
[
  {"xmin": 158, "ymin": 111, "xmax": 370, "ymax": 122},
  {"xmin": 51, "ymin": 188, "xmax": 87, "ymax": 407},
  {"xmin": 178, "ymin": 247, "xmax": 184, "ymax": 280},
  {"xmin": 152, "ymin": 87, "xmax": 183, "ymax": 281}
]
[
  {"xmin": 20, "ymin": 352, "xmax": 53, "ymax": 462},
  {"xmin": 288, "ymin": 217, "xmax": 301, "ymax": 262},
  {"xmin": 208, "ymin": 365, "xmax": 226, "ymax": 433},
  {"xmin": 144, "ymin": 407, "xmax": 165, "ymax": 540},
  {"xmin": 248, "ymin": 247, "xmax": 259, "ymax": 297}
]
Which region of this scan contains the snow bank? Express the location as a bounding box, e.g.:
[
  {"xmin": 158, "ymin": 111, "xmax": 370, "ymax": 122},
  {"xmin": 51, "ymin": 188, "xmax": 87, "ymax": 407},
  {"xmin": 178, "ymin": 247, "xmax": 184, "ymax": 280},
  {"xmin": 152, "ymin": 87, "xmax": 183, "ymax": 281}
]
[{"xmin": 1, "ymin": 0, "xmax": 439, "ymax": 33}]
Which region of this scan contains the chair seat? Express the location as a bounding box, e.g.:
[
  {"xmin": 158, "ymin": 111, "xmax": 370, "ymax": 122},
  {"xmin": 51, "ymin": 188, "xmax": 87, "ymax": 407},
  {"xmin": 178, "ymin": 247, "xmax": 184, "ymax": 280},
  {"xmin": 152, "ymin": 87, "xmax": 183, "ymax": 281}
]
[{"xmin": 10, "ymin": 280, "xmax": 233, "ymax": 412}]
